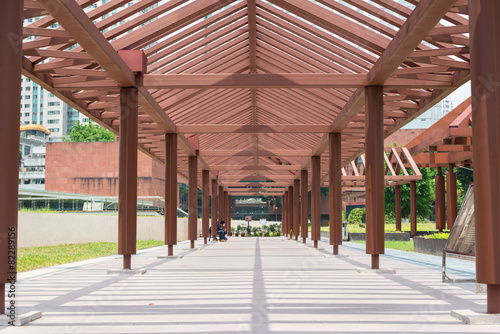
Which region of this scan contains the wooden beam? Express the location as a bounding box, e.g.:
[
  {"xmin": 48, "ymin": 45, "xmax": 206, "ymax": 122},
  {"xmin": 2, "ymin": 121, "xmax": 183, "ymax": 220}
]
[
  {"xmin": 37, "ymin": 0, "xmax": 135, "ymax": 87},
  {"xmin": 198, "ymin": 150, "xmax": 311, "ymax": 157},
  {"xmin": 212, "ymin": 165, "xmax": 301, "ymax": 171},
  {"xmin": 143, "ymin": 73, "xmax": 367, "ymax": 89},
  {"xmin": 177, "ymin": 124, "xmax": 329, "ymax": 134},
  {"xmin": 369, "ymin": 0, "xmax": 459, "ymax": 85},
  {"xmin": 218, "ymin": 175, "xmax": 296, "ymax": 181}
]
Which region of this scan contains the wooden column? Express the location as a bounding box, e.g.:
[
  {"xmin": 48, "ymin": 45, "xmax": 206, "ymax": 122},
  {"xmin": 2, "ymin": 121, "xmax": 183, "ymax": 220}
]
[
  {"xmin": 188, "ymin": 156, "xmax": 197, "ymax": 248},
  {"xmin": 470, "ymin": 0, "xmax": 500, "ymax": 314},
  {"xmin": 224, "ymin": 192, "xmax": 229, "ymax": 235},
  {"xmin": 288, "ymin": 186, "xmax": 293, "ymax": 237},
  {"xmin": 435, "ymin": 167, "xmax": 446, "ymax": 232},
  {"xmin": 211, "ymin": 179, "xmax": 218, "ymax": 240},
  {"xmin": 329, "ymin": 133, "xmax": 342, "ymax": 254},
  {"xmin": 446, "ymin": 164, "xmax": 458, "ymax": 229},
  {"xmin": 118, "ymin": 87, "xmax": 138, "ymax": 270},
  {"xmin": 410, "ymin": 181, "xmax": 417, "ymax": 237},
  {"xmin": 0, "ymin": 0, "xmax": 22, "ymax": 314},
  {"xmin": 165, "ymin": 133, "xmax": 178, "ymax": 256},
  {"xmin": 311, "ymin": 156, "xmax": 321, "ymax": 248},
  {"xmin": 283, "ymin": 192, "xmax": 288, "ymax": 236},
  {"xmin": 365, "ymin": 86, "xmax": 384, "ymax": 269},
  {"xmin": 395, "ymin": 185, "xmax": 402, "ymax": 231},
  {"xmin": 301, "ymin": 170, "xmax": 309, "ymax": 243},
  {"xmin": 282, "ymin": 194, "xmax": 286, "ymax": 235},
  {"xmin": 293, "ymin": 179, "xmax": 300, "ymax": 241},
  {"xmin": 202, "ymin": 171, "xmax": 209, "ymax": 244},
  {"xmin": 227, "ymin": 195, "xmax": 232, "ymax": 236},
  {"xmin": 218, "ymin": 186, "xmax": 224, "ymax": 223}
]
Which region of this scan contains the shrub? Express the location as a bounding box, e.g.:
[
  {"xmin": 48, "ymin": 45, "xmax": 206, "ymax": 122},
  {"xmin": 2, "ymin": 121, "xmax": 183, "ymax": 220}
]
[
  {"xmin": 348, "ymin": 208, "xmax": 366, "ymax": 224},
  {"xmin": 424, "ymin": 232, "xmax": 450, "ymax": 240}
]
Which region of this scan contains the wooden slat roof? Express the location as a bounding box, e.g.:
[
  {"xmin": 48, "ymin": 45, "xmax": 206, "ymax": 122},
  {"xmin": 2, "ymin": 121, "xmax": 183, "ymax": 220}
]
[{"xmin": 24, "ymin": 0, "xmax": 470, "ymax": 194}]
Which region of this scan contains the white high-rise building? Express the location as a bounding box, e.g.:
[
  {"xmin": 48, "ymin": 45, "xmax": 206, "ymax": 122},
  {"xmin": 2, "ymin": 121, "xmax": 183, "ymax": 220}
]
[
  {"xmin": 402, "ymin": 99, "xmax": 454, "ymax": 129},
  {"xmin": 20, "ymin": 78, "xmax": 89, "ymax": 140}
]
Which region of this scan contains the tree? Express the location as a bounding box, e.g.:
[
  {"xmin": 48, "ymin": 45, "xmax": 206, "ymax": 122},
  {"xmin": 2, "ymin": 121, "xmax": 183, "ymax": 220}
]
[
  {"xmin": 384, "ymin": 167, "xmax": 434, "ymax": 219},
  {"xmin": 64, "ymin": 121, "xmax": 115, "ymax": 142},
  {"xmin": 261, "ymin": 195, "xmax": 282, "ymax": 209},
  {"xmin": 19, "ymin": 149, "xmax": 22, "ymax": 165}
]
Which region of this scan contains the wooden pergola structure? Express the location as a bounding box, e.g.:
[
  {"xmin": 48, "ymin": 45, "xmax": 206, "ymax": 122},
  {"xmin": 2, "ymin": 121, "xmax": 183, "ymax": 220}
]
[
  {"xmin": 1, "ymin": 0, "xmax": 500, "ymax": 314},
  {"xmin": 406, "ymin": 97, "xmax": 473, "ymax": 232}
]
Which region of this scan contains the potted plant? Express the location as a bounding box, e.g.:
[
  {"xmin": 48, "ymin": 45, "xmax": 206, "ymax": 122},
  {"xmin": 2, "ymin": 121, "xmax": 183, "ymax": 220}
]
[
  {"xmin": 268, "ymin": 223, "xmax": 275, "ymax": 236},
  {"xmin": 231, "ymin": 227, "xmax": 237, "ymax": 237},
  {"xmin": 262, "ymin": 225, "xmax": 269, "ymax": 236},
  {"xmin": 238, "ymin": 225, "xmax": 246, "ymax": 237},
  {"xmin": 252, "ymin": 226, "xmax": 261, "ymax": 236},
  {"xmin": 273, "ymin": 223, "xmax": 281, "ymax": 237}
]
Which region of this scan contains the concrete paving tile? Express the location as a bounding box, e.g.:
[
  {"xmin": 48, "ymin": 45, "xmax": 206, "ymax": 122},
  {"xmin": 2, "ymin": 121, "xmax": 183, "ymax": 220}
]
[{"xmin": 1, "ymin": 237, "xmax": 498, "ymax": 333}]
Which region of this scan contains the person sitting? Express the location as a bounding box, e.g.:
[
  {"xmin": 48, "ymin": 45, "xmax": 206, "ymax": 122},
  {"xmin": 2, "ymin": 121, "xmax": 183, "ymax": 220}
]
[{"xmin": 218, "ymin": 221, "xmax": 227, "ymax": 242}]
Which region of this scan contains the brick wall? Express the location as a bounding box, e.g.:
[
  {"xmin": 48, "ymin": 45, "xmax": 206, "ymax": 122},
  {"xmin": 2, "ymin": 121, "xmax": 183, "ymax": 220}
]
[{"xmin": 46, "ymin": 142, "xmax": 164, "ymax": 197}]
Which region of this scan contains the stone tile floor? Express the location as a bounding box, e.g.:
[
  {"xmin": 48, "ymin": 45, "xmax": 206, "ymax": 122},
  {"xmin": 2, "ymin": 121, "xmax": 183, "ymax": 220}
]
[{"xmin": 2, "ymin": 237, "xmax": 498, "ymax": 333}]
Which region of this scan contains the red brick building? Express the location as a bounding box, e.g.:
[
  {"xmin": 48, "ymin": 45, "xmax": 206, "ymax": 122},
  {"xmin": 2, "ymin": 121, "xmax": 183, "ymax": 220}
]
[{"xmin": 45, "ymin": 142, "xmax": 165, "ymax": 197}]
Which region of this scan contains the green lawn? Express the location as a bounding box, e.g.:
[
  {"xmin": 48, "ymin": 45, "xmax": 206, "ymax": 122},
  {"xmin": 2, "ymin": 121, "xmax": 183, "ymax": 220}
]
[
  {"xmin": 317, "ymin": 222, "xmax": 445, "ymax": 233},
  {"xmin": 18, "ymin": 240, "xmax": 164, "ymax": 272},
  {"xmin": 353, "ymin": 240, "xmax": 414, "ymax": 252},
  {"xmin": 345, "ymin": 222, "xmax": 448, "ymax": 233}
]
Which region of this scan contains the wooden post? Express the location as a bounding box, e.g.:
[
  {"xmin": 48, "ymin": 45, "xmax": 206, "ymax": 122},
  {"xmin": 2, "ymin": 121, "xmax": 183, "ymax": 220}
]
[
  {"xmin": 202, "ymin": 171, "xmax": 209, "ymax": 244},
  {"xmin": 410, "ymin": 181, "xmax": 417, "ymax": 237},
  {"xmin": 365, "ymin": 86, "xmax": 384, "ymax": 269},
  {"xmin": 311, "ymin": 156, "xmax": 321, "ymax": 248},
  {"xmin": 435, "ymin": 167, "xmax": 446, "ymax": 232},
  {"xmin": 227, "ymin": 195, "xmax": 232, "ymax": 236},
  {"xmin": 293, "ymin": 179, "xmax": 300, "ymax": 241},
  {"xmin": 470, "ymin": 0, "xmax": 500, "ymax": 314},
  {"xmin": 395, "ymin": 185, "xmax": 402, "ymax": 232},
  {"xmin": 329, "ymin": 133, "xmax": 342, "ymax": 255},
  {"xmin": 218, "ymin": 186, "xmax": 224, "ymax": 223},
  {"xmin": 301, "ymin": 170, "xmax": 309, "ymax": 243},
  {"xmin": 282, "ymin": 194, "xmax": 286, "ymax": 235},
  {"xmin": 446, "ymin": 164, "xmax": 458, "ymax": 229},
  {"xmin": 188, "ymin": 156, "xmax": 197, "ymax": 248},
  {"xmin": 165, "ymin": 134, "xmax": 177, "ymax": 256},
  {"xmin": 211, "ymin": 179, "xmax": 218, "ymax": 240},
  {"xmin": 225, "ymin": 192, "xmax": 230, "ymax": 235},
  {"xmin": 0, "ymin": 0, "xmax": 22, "ymax": 314},
  {"xmin": 283, "ymin": 192, "xmax": 288, "ymax": 236},
  {"xmin": 118, "ymin": 87, "xmax": 138, "ymax": 270},
  {"xmin": 288, "ymin": 186, "xmax": 293, "ymax": 237}
]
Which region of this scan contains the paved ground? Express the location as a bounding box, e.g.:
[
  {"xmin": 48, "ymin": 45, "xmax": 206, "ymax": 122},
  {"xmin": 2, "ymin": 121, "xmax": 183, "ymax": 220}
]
[{"xmin": 2, "ymin": 237, "xmax": 498, "ymax": 333}]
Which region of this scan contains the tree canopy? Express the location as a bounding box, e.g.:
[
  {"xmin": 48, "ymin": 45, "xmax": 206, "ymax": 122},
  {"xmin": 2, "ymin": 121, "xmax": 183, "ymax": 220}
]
[
  {"xmin": 64, "ymin": 121, "xmax": 115, "ymax": 142},
  {"xmin": 384, "ymin": 167, "xmax": 434, "ymax": 219}
]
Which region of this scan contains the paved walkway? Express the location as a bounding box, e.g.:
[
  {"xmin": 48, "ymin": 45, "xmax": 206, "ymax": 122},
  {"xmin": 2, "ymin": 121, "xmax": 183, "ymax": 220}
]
[{"xmin": 2, "ymin": 237, "xmax": 498, "ymax": 333}]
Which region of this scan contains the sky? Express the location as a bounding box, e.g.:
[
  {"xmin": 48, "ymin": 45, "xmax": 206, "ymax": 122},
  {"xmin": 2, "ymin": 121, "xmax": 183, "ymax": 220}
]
[{"xmin": 448, "ymin": 81, "xmax": 471, "ymax": 108}]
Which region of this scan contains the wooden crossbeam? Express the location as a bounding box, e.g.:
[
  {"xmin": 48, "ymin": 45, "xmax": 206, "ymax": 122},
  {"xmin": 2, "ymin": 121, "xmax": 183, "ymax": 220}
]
[{"xmin": 178, "ymin": 125, "xmax": 329, "ymax": 134}]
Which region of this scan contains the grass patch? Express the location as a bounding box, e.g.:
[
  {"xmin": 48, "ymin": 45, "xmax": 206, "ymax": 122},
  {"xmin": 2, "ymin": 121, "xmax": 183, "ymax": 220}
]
[
  {"xmin": 18, "ymin": 240, "xmax": 163, "ymax": 272},
  {"xmin": 353, "ymin": 240, "xmax": 414, "ymax": 252},
  {"xmin": 347, "ymin": 222, "xmax": 447, "ymax": 233}
]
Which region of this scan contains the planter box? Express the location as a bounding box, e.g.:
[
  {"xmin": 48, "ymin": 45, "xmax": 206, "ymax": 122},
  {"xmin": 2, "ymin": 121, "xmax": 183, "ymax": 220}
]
[
  {"xmin": 348, "ymin": 232, "xmax": 411, "ymax": 241},
  {"xmin": 414, "ymin": 237, "xmax": 448, "ymax": 256}
]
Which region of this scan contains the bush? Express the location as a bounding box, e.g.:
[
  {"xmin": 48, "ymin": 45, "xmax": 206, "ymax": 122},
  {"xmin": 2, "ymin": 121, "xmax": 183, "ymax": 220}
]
[
  {"xmin": 385, "ymin": 212, "xmax": 396, "ymax": 224},
  {"xmin": 348, "ymin": 208, "xmax": 365, "ymax": 224},
  {"xmin": 423, "ymin": 232, "xmax": 450, "ymax": 240}
]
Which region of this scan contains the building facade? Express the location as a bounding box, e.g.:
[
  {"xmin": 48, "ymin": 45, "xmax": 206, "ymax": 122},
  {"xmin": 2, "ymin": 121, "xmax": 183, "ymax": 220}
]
[{"xmin": 19, "ymin": 125, "xmax": 50, "ymax": 190}]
